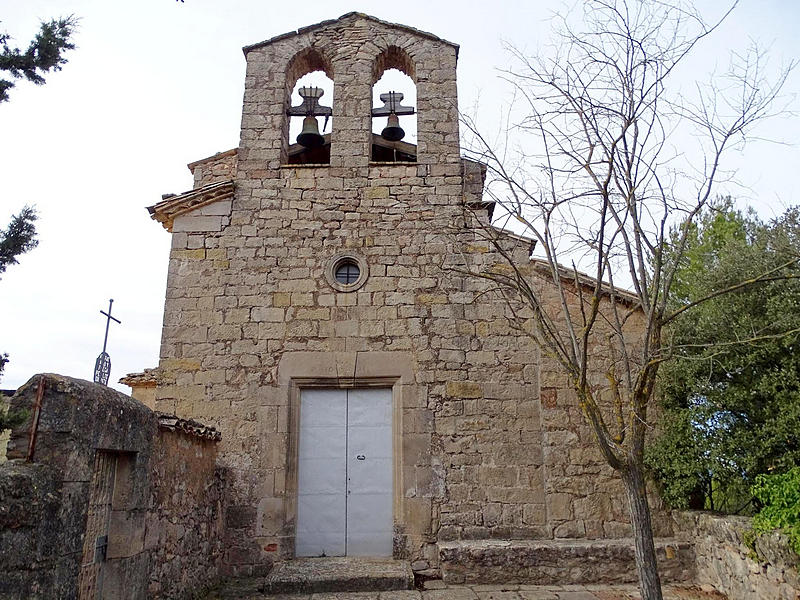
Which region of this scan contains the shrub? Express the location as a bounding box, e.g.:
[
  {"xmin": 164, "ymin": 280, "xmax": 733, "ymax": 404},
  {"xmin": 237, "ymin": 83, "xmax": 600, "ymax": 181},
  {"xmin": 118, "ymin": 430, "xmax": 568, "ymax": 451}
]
[{"xmin": 751, "ymin": 467, "xmax": 800, "ymax": 556}]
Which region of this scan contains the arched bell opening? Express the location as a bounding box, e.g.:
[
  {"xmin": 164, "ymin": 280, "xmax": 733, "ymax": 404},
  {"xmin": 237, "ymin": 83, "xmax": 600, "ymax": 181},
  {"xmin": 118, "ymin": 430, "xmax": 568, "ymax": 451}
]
[
  {"xmin": 371, "ymin": 47, "xmax": 417, "ymax": 163},
  {"xmin": 285, "ymin": 48, "xmax": 334, "ymax": 165}
]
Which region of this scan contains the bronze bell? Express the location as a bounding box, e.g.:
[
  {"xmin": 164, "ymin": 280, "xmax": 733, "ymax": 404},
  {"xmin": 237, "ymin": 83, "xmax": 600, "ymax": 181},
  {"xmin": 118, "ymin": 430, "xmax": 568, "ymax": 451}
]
[
  {"xmin": 381, "ymin": 113, "xmax": 405, "ymax": 142},
  {"xmin": 297, "ymin": 115, "xmax": 324, "ymax": 148}
]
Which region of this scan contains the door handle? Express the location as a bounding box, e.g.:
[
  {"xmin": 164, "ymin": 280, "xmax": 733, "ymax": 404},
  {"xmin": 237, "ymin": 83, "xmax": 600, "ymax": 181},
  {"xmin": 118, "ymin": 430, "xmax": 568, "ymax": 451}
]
[{"xmin": 356, "ymin": 454, "xmax": 365, "ymax": 460}]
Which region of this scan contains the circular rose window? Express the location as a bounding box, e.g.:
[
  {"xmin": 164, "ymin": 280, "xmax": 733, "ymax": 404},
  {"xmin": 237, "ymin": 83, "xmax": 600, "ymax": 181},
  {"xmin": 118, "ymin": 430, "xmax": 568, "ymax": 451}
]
[
  {"xmin": 325, "ymin": 254, "xmax": 369, "ymax": 292},
  {"xmin": 335, "ymin": 259, "xmax": 360, "ymax": 285}
]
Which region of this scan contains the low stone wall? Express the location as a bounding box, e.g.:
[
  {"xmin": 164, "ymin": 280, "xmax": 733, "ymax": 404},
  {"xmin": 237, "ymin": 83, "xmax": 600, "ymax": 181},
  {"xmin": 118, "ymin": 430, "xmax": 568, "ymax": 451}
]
[
  {"xmin": 0, "ymin": 374, "xmax": 224, "ymax": 599},
  {"xmin": 0, "ymin": 461, "xmax": 65, "ymax": 596},
  {"xmin": 2, "ymin": 375, "xmax": 157, "ymax": 599},
  {"xmin": 146, "ymin": 425, "xmax": 226, "ymax": 597},
  {"xmin": 438, "ymin": 538, "xmax": 694, "ymax": 585},
  {"xmin": 674, "ymin": 511, "xmax": 800, "ymax": 600},
  {"xmin": 0, "ymin": 391, "xmax": 13, "ymax": 463}
]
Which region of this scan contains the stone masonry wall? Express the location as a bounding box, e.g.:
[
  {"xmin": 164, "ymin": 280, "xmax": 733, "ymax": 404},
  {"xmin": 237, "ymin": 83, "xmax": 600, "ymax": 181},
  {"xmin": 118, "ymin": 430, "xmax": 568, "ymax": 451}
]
[
  {"xmin": 151, "ymin": 13, "xmax": 664, "ymax": 576},
  {"xmin": 0, "ymin": 461, "xmax": 64, "ymax": 598},
  {"xmin": 674, "ymin": 511, "xmax": 800, "ymax": 600},
  {"xmin": 146, "ymin": 428, "xmax": 225, "ymax": 598},
  {"xmin": 2, "ymin": 375, "xmax": 157, "ymax": 600},
  {"xmin": 190, "ymin": 149, "xmax": 238, "ymax": 189},
  {"xmin": 533, "ymin": 282, "xmax": 673, "ymax": 539},
  {"xmin": 0, "ymin": 374, "xmax": 223, "ymax": 599}
]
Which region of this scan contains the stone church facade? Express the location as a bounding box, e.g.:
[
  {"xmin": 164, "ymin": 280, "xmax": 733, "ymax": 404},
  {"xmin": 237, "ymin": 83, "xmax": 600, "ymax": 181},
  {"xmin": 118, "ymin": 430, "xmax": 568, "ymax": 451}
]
[{"xmin": 128, "ymin": 13, "xmax": 662, "ymax": 576}]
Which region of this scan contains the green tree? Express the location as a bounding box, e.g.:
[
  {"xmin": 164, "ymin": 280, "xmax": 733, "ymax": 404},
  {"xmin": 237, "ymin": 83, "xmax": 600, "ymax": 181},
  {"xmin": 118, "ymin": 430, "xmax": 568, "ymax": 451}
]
[
  {"xmin": 0, "ymin": 15, "xmax": 77, "ymax": 102},
  {"xmin": 647, "ymin": 202, "xmax": 800, "ymax": 513},
  {"xmin": 0, "ymin": 205, "xmax": 38, "ymax": 278},
  {"xmin": 0, "ymin": 205, "xmax": 38, "ymax": 403}
]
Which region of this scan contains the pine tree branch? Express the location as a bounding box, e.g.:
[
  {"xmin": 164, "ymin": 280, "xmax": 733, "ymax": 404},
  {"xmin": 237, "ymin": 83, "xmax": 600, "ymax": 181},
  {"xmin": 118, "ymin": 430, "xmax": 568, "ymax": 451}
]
[{"xmin": 0, "ymin": 16, "xmax": 77, "ymax": 102}]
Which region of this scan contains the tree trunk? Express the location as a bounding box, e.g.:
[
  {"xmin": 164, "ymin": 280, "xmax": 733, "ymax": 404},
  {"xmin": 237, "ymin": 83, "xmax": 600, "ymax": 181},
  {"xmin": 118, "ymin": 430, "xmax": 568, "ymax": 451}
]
[{"xmin": 621, "ymin": 460, "xmax": 663, "ymax": 600}]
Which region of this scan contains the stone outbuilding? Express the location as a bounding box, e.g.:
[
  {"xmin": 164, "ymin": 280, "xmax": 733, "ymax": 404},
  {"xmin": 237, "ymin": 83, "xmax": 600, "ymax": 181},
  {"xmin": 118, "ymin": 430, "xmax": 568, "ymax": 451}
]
[{"xmin": 127, "ymin": 13, "xmax": 677, "ymax": 580}]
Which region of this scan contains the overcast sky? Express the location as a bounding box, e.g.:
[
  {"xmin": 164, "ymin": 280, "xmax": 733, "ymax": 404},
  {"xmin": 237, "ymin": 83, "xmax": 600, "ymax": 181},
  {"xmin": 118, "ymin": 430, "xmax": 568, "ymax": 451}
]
[{"xmin": 1, "ymin": 0, "xmax": 798, "ymax": 393}]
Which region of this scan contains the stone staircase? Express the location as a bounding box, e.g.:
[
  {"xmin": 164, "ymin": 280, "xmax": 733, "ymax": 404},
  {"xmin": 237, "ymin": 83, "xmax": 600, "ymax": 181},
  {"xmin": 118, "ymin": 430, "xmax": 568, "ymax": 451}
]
[{"xmin": 207, "ymin": 557, "xmax": 415, "ymax": 598}]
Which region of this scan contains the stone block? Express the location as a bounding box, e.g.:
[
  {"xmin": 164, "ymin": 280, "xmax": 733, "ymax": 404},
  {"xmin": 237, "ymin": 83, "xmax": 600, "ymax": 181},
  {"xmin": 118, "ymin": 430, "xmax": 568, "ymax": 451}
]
[
  {"xmin": 403, "ymin": 434, "xmax": 432, "ymax": 466},
  {"xmin": 354, "ymin": 351, "xmax": 414, "ymax": 381},
  {"xmin": 365, "ymin": 186, "xmax": 390, "ymax": 199},
  {"xmin": 171, "ymin": 248, "xmax": 206, "ymax": 260},
  {"xmin": 405, "ymin": 497, "xmax": 432, "ymax": 536},
  {"xmin": 548, "ymin": 493, "xmax": 573, "ymax": 521},
  {"xmin": 553, "ymin": 519, "xmax": 585, "ymax": 538},
  {"xmin": 540, "ymin": 388, "xmax": 558, "ymax": 408},
  {"xmin": 173, "ymin": 215, "xmax": 225, "ymax": 232},
  {"xmin": 445, "ymin": 381, "xmax": 483, "ymax": 399},
  {"xmin": 273, "ymin": 292, "xmax": 291, "ymax": 307},
  {"xmin": 206, "ymin": 248, "xmax": 228, "ymax": 260},
  {"xmin": 522, "ymin": 503, "xmax": 546, "ymax": 526},
  {"xmin": 479, "ymin": 466, "xmax": 518, "ymax": 487},
  {"xmin": 252, "ymin": 307, "xmax": 285, "ymax": 322},
  {"xmin": 439, "ymin": 349, "xmax": 466, "ymax": 363},
  {"xmin": 257, "ymin": 496, "xmax": 285, "ymax": 536},
  {"xmin": 226, "ymin": 505, "xmax": 257, "ymax": 530},
  {"xmin": 196, "ymin": 199, "xmax": 233, "ymax": 216},
  {"xmin": 277, "ymin": 352, "xmax": 337, "ymax": 384}
]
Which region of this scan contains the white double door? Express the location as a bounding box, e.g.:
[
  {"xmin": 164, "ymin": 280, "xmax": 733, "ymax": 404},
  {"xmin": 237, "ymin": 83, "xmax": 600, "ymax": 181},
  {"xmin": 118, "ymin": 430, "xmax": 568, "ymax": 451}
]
[{"xmin": 296, "ymin": 388, "xmax": 393, "ymax": 557}]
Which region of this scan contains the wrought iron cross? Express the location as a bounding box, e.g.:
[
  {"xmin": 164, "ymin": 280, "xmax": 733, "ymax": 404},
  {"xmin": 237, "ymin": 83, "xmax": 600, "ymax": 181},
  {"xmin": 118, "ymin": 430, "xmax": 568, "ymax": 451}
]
[{"xmin": 94, "ymin": 299, "xmax": 121, "ymax": 386}]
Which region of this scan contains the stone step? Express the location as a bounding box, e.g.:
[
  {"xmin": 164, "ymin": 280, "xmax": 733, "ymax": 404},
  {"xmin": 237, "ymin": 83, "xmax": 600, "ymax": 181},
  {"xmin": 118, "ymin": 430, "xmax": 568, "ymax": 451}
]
[
  {"xmin": 261, "ymin": 557, "xmax": 415, "ymax": 594},
  {"xmin": 438, "ymin": 538, "xmax": 694, "ymax": 586}
]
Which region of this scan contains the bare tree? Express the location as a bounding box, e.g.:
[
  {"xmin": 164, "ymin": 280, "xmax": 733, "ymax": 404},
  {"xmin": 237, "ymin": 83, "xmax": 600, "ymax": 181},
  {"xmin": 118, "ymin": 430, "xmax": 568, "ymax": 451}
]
[{"xmin": 459, "ymin": 1, "xmax": 795, "ymax": 599}]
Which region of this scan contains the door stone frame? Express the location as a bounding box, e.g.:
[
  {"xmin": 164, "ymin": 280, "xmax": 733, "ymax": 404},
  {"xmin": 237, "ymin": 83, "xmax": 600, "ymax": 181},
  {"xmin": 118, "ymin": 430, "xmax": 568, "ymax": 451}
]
[{"xmin": 277, "ymin": 351, "xmax": 416, "ymax": 558}]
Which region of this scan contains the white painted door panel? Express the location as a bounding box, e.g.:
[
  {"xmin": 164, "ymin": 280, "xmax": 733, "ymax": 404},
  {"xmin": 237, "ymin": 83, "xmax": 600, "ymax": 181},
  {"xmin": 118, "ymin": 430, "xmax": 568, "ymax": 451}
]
[
  {"xmin": 348, "ymin": 389, "xmax": 393, "ymax": 426},
  {"xmin": 346, "ymin": 388, "xmax": 393, "ymax": 556},
  {"xmin": 296, "ymin": 388, "xmax": 392, "ymax": 557},
  {"xmin": 296, "ymin": 390, "xmax": 347, "ymax": 557}
]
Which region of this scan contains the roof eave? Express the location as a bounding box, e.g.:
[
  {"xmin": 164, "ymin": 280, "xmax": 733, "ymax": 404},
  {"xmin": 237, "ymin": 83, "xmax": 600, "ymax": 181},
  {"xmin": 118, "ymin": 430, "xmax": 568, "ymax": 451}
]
[
  {"xmin": 528, "ymin": 258, "xmax": 641, "ymax": 307},
  {"xmin": 147, "ymin": 180, "xmax": 235, "ymax": 232}
]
